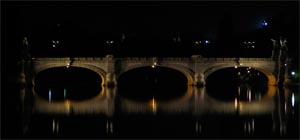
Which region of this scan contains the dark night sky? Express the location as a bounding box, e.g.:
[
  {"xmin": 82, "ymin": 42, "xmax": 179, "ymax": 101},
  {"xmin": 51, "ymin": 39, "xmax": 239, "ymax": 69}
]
[
  {"xmin": 2, "ymin": 1, "xmax": 299, "ymax": 59},
  {"xmin": 4, "ymin": 1, "xmax": 299, "ymax": 39}
]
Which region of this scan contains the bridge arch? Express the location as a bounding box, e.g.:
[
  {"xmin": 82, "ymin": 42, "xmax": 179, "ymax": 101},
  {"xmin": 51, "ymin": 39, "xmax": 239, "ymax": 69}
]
[
  {"xmin": 118, "ymin": 64, "xmax": 194, "ymax": 85},
  {"xmin": 32, "ymin": 64, "xmax": 107, "ymax": 86},
  {"xmin": 204, "ymin": 64, "xmax": 277, "ymax": 86}
]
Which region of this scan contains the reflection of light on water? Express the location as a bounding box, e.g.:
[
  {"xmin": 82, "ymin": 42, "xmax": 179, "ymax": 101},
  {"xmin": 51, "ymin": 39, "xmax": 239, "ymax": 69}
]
[
  {"xmin": 52, "ymin": 119, "xmax": 59, "ymax": 134},
  {"xmin": 235, "ymin": 98, "xmax": 238, "ymax": 109},
  {"xmin": 195, "ymin": 121, "xmax": 201, "ymax": 133},
  {"xmin": 150, "ymin": 97, "xmax": 157, "ymax": 113},
  {"xmin": 248, "ymin": 89, "xmax": 251, "ymax": 102},
  {"xmin": 291, "ymin": 93, "xmax": 295, "ymax": 107},
  {"xmin": 48, "ymin": 89, "xmax": 52, "ymax": 102},
  {"xmin": 244, "ymin": 118, "xmax": 255, "ymax": 134},
  {"xmin": 106, "ymin": 121, "xmax": 113, "ymax": 134},
  {"xmin": 64, "ymin": 88, "xmax": 67, "ymax": 99},
  {"xmin": 65, "ymin": 100, "xmax": 71, "ymax": 113}
]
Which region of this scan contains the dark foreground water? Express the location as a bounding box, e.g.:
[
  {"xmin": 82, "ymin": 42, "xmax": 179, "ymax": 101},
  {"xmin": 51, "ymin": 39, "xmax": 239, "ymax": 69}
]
[
  {"xmin": 2, "ymin": 66, "xmax": 299, "ymax": 139},
  {"xmin": 3, "ymin": 84, "xmax": 299, "ymax": 139}
]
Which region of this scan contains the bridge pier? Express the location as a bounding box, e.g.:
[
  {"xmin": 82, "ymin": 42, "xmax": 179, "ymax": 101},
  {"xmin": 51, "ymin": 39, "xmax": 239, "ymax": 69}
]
[
  {"xmin": 105, "ymin": 73, "xmax": 117, "ymax": 87},
  {"xmin": 193, "ymin": 73, "xmax": 205, "ymax": 87}
]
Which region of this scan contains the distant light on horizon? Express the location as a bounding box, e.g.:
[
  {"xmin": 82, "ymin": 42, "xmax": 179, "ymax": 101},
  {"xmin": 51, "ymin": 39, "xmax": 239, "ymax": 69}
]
[{"xmin": 262, "ymin": 20, "xmax": 268, "ymax": 27}]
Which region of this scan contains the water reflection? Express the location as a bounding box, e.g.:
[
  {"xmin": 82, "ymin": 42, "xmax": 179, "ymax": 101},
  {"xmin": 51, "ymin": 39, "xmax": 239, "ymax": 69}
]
[{"xmin": 19, "ymin": 84, "xmax": 298, "ymax": 138}]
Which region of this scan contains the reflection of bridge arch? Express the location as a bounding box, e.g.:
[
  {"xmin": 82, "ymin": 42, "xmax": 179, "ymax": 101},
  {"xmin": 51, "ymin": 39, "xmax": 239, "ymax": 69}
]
[
  {"xmin": 32, "ymin": 64, "xmax": 107, "ymax": 86},
  {"xmin": 194, "ymin": 86, "xmax": 277, "ymax": 115},
  {"xmin": 120, "ymin": 86, "xmax": 194, "ymax": 113},
  {"xmin": 118, "ymin": 64, "xmax": 194, "ymax": 86},
  {"xmin": 204, "ymin": 64, "xmax": 277, "ymax": 86},
  {"xmin": 32, "ymin": 86, "xmax": 115, "ymax": 116},
  {"xmin": 120, "ymin": 86, "xmax": 276, "ymax": 115}
]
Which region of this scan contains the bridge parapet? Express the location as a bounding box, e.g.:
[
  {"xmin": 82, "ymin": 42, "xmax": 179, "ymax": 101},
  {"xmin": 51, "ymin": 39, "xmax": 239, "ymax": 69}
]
[
  {"xmin": 29, "ymin": 56, "xmax": 282, "ymax": 87},
  {"xmin": 33, "ymin": 57, "xmax": 108, "ymax": 61}
]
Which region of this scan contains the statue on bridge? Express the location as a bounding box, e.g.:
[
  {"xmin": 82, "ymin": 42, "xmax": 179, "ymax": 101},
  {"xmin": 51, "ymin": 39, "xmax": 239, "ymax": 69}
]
[
  {"xmin": 21, "ymin": 36, "xmax": 31, "ymax": 60},
  {"xmin": 271, "ymin": 36, "xmax": 288, "ymax": 61}
]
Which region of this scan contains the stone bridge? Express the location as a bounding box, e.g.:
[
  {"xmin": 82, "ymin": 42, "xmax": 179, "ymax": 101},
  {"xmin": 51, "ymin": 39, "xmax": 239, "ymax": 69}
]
[{"xmin": 27, "ymin": 55, "xmax": 280, "ymax": 86}]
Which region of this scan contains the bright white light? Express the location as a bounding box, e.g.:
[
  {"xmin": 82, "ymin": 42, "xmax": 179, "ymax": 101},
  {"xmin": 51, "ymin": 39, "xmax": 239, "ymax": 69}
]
[
  {"xmin": 154, "ymin": 62, "xmax": 157, "ymax": 65},
  {"xmin": 252, "ymin": 46, "xmax": 255, "ymax": 48},
  {"xmin": 152, "ymin": 65, "xmax": 155, "ymax": 68},
  {"xmin": 247, "ymin": 70, "xmax": 250, "ymax": 73},
  {"xmin": 291, "ymin": 71, "xmax": 295, "ymax": 76},
  {"xmin": 235, "ymin": 66, "xmax": 238, "ymax": 69},
  {"xmin": 52, "ymin": 45, "xmax": 56, "ymax": 48},
  {"xmin": 262, "ymin": 21, "xmax": 268, "ymax": 26},
  {"xmin": 292, "ymin": 93, "xmax": 295, "ymax": 107},
  {"xmin": 110, "ymin": 41, "xmax": 114, "ymax": 43},
  {"xmin": 205, "ymin": 40, "xmax": 210, "ymax": 44}
]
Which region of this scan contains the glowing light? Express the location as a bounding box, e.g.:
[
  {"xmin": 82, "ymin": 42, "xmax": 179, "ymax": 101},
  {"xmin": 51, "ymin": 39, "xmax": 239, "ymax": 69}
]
[
  {"xmin": 247, "ymin": 70, "xmax": 250, "ymax": 73},
  {"xmin": 52, "ymin": 45, "xmax": 56, "ymax": 48},
  {"xmin": 150, "ymin": 97, "xmax": 157, "ymax": 113},
  {"xmin": 262, "ymin": 21, "xmax": 268, "ymax": 26},
  {"xmin": 284, "ymin": 64, "xmax": 287, "ymax": 66},
  {"xmin": 234, "ymin": 98, "xmax": 238, "ymax": 109},
  {"xmin": 153, "ymin": 62, "xmax": 157, "ymax": 66},
  {"xmin": 292, "ymin": 93, "xmax": 295, "ymax": 107},
  {"xmin": 66, "ymin": 63, "xmax": 70, "ymax": 68},
  {"xmin": 53, "ymin": 120, "xmax": 56, "ymax": 132},
  {"xmin": 152, "ymin": 65, "xmax": 155, "ymax": 68},
  {"xmin": 291, "ymin": 71, "xmax": 295, "ymax": 76},
  {"xmin": 65, "ymin": 100, "xmax": 71, "ymax": 113},
  {"xmin": 252, "ymin": 46, "xmax": 255, "ymax": 48},
  {"xmin": 49, "ymin": 89, "xmax": 52, "ymax": 102},
  {"xmin": 205, "ymin": 40, "xmax": 210, "ymax": 44},
  {"xmin": 234, "ymin": 66, "xmax": 238, "ymax": 69},
  {"xmin": 249, "ymin": 89, "xmax": 251, "ymax": 102}
]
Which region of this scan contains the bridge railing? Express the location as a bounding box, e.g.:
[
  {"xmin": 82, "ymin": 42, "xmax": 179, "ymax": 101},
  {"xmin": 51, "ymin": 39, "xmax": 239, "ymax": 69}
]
[
  {"xmin": 33, "ymin": 57, "xmax": 107, "ymax": 61},
  {"xmin": 33, "ymin": 57, "xmax": 274, "ymax": 62},
  {"xmin": 201, "ymin": 58, "xmax": 273, "ymax": 61}
]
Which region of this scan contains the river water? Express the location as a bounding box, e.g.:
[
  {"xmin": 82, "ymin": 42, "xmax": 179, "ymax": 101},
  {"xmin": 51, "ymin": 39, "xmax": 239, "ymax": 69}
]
[{"xmin": 11, "ymin": 84, "xmax": 298, "ymax": 139}]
